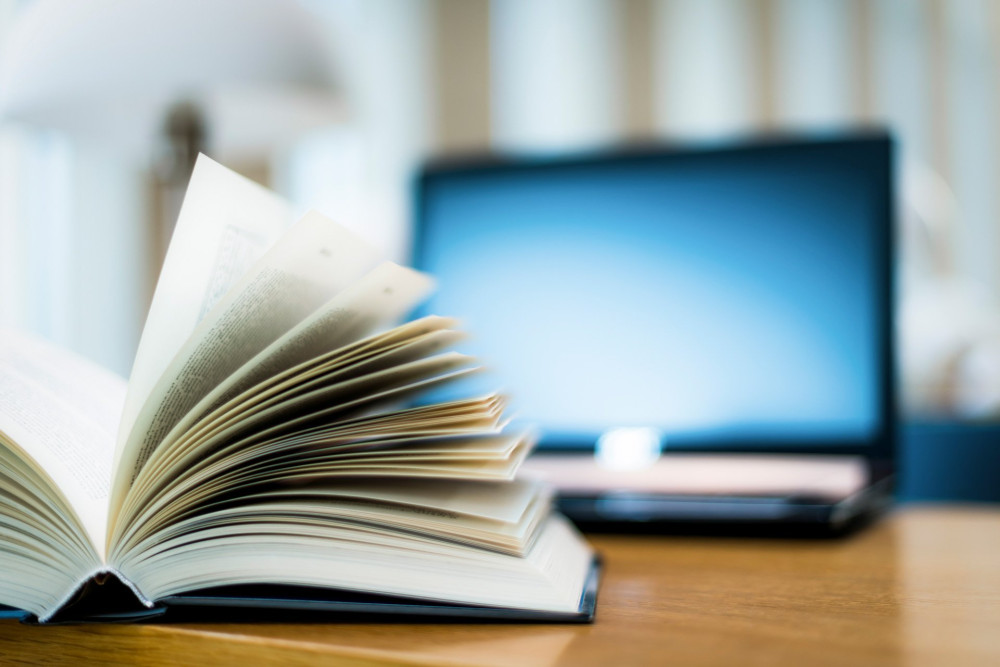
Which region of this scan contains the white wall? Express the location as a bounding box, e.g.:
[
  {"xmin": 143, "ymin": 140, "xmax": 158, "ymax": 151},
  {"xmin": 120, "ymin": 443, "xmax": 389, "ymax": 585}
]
[
  {"xmin": 653, "ymin": 0, "xmax": 762, "ymax": 136},
  {"xmin": 490, "ymin": 0, "xmax": 624, "ymax": 152},
  {"xmin": 277, "ymin": 0, "xmax": 433, "ymax": 264}
]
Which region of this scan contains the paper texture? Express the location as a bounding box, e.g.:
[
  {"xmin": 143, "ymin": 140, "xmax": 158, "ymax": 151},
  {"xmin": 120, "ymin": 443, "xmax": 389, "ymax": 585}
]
[
  {"xmin": 154, "ymin": 260, "xmax": 434, "ymax": 459},
  {"xmin": 112, "ymin": 155, "xmax": 293, "ymax": 514},
  {"xmin": 0, "ymin": 330, "xmax": 126, "ymax": 558},
  {"xmin": 111, "ymin": 209, "xmax": 384, "ymax": 527}
]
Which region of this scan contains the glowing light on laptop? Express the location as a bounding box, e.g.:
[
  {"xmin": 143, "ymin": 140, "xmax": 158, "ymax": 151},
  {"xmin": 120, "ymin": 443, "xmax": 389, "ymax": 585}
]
[{"xmin": 596, "ymin": 427, "xmax": 663, "ymax": 471}]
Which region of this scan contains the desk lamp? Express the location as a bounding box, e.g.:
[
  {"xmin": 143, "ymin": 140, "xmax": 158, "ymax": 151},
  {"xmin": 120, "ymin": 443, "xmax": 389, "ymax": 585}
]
[{"xmin": 0, "ymin": 0, "xmax": 343, "ymax": 250}]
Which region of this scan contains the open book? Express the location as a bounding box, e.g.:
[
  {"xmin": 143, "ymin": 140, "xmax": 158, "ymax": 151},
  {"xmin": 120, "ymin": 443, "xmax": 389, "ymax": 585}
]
[{"xmin": 0, "ymin": 156, "xmax": 597, "ymax": 624}]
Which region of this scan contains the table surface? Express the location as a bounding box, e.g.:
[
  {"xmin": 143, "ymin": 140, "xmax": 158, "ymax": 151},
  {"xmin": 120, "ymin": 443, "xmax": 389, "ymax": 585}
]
[{"xmin": 2, "ymin": 506, "xmax": 998, "ymax": 666}]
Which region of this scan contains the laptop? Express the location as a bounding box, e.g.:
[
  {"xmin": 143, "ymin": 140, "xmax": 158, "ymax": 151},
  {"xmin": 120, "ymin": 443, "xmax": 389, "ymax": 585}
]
[{"xmin": 413, "ymin": 132, "xmax": 896, "ymax": 531}]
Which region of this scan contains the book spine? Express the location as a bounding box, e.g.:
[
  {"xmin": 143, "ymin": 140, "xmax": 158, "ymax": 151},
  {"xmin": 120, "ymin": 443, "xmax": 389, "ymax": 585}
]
[{"xmin": 37, "ymin": 567, "xmax": 155, "ymax": 624}]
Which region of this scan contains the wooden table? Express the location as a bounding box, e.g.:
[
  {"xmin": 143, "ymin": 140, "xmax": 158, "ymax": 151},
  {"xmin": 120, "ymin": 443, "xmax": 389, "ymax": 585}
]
[{"xmin": 2, "ymin": 506, "xmax": 998, "ymax": 666}]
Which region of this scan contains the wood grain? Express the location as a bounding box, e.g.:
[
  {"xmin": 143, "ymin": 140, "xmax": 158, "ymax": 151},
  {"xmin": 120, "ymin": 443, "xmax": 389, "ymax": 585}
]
[{"xmin": 1, "ymin": 506, "xmax": 998, "ymax": 666}]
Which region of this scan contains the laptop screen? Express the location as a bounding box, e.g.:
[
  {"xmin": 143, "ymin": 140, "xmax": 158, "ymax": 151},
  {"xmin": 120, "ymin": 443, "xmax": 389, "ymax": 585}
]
[{"xmin": 414, "ymin": 136, "xmax": 892, "ymax": 452}]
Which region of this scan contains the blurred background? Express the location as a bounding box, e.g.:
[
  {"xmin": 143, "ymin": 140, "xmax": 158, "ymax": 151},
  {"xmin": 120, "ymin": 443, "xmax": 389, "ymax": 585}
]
[{"xmin": 0, "ymin": 0, "xmax": 997, "ymax": 498}]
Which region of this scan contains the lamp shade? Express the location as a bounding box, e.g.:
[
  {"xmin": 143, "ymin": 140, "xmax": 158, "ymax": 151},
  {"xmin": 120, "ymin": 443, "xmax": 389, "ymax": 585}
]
[{"xmin": 0, "ymin": 0, "xmax": 343, "ymax": 161}]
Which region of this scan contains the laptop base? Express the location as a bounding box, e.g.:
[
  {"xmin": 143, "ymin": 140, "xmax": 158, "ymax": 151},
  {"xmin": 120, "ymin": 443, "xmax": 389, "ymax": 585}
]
[{"xmin": 522, "ymin": 453, "xmax": 893, "ymax": 535}]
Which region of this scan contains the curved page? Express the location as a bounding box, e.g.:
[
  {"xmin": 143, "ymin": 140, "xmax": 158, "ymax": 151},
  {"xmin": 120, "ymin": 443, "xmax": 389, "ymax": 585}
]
[
  {"xmin": 110, "ymin": 210, "xmax": 384, "ymax": 531},
  {"xmin": 114, "ymin": 155, "xmax": 292, "ymax": 500}
]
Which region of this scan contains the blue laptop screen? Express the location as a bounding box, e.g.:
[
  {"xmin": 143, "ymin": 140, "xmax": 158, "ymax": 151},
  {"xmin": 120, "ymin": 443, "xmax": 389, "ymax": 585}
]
[{"xmin": 415, "ymin": 139, "xmax": 890, "ymax": 448}]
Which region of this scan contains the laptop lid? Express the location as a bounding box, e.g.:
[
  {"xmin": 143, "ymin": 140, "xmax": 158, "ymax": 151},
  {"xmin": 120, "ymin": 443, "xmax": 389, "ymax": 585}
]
[{"xmin": 413, "ymin": 133, "xmax": 896, "ymax": 484}]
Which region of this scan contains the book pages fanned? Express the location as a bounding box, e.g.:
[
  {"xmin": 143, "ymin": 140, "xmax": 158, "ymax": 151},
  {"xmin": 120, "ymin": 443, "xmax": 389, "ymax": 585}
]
[{"xmin": 0, "ymin": 155, "xmax": 598, "ymax": 625}]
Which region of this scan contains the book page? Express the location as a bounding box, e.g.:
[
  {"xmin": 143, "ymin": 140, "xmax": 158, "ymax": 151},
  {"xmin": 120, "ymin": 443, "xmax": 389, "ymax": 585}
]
[
  {"xmin": 109, "ymin": 393, "xmax": 511, "ymax": 558},
  {"xmin": 114, "ymin": 154, "xmax": 293, "ymax": 488},
  {"xmin": 0, "ymin": 330, "xmax": 126, "ymax": 560},
  {"xmin": 123, "ymin": 513, "xmax": 593, "ymax": 616},
  {"xmin": 258, "ymin": 478, "xmax": 543, "ymax": 524},
  {"xmin": 110, "ymin": 210, "xmax": 383, "ymax": 529},
  {"xmin": 123, "ymin": 478, "xmax": 549, "ymax": 563},
  {"xmin": 155, "ymin": 260, "xmax": 434, "ymax": 458}
]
